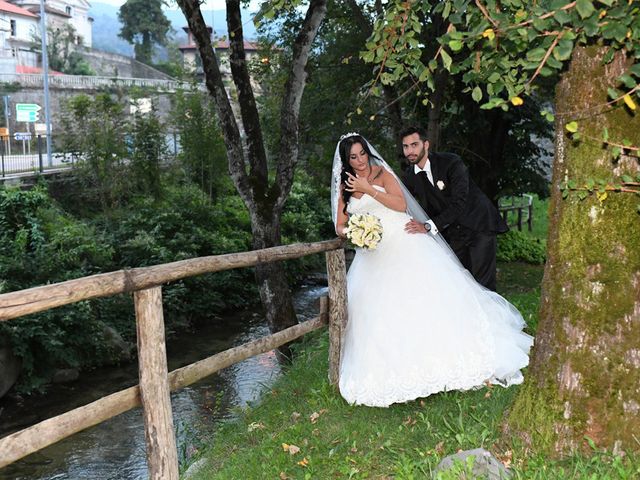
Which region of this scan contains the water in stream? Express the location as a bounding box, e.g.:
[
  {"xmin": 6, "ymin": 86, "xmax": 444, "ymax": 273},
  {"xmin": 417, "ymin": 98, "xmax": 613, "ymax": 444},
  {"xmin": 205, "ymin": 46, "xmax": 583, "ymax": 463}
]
[{"xmin": 0, "ymin": 284, "xmax": 328, "ymax": 480}]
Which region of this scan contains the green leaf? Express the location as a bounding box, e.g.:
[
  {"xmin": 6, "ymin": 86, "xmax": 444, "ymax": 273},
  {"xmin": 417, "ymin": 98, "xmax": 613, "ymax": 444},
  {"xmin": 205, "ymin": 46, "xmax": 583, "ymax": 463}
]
[
  {"xmin": 576, "ymin": 0, "xmax": 596, "ymax": 19},
  {"xmin": 583, "ymin": 17, "xmax": 599, "ymax": 37},
  {"xmin": 440, "ymin": 49, "xmax": 452, "ymax": 71},
  {"xmin": 449, "ymin": 39, "xmax": 464, "ymax": 52},
  {"xmin": 629, "ymin": 63, "xmax": 640, "ymax": 77},
  {"xmin": 568, "ymin": 179, "xmax": 577, "ymax": 189},
  {"xmin": 562, "ymin": 189, "xmax": 569, "ymax": 199},
  {"xmin": 602, "ymin": 127, "xmax": 609, "ymax": 142},
  {"xmin": 577, "ymin": 190, "xmax": 589, "ymax": 200},
  {"xmin": 597, "ymin": 0, "xmax": 613, "ymax": 6},
  {"xmin": 554, "ymin": 9, "xmax": 571, "ymax": 25},
  {"xmin": 565, "ymin": 121, "xmax": 579, "ymax": 133},
  {"xmin": 526, "ymin": 48, "xmax": 547, "ymax": 62},
  {"xmin": 607, "ymin": 87, "xmax": 620, "ymax": 99},
  {"xmin": 601, "ymin": 21, "xmax": 627, "ymax": 43},
  {"xmin": 532, "ymin": 17, "xmax": 548, "ymax": 32},
  {"xmin": 602, "ymin": 48, "xmax": 615, "ymax": 66},
  {"xmin": 418, "ymin": 67, "xmax": 431, "ymax": 82},
  {"xmin": 547, "ymin": 56, "xmax": 564, "ymax": 69},
  {"xmin": 612, "ymin": 146, "xmax": 622, "ymax": 158},
  {"xmin": 621, "ymin": 174, "xmax": 634, "ymax": 183},
  {"xmin": 619, "ymin": 74, "xmax": 637, "ymax": 89},
  {"xmin": 472, "ymin": 86, "xmax": 483, "ymax": 102},
  {"xmin": 545, "ymin": 111, "xmax": 555, "ymax": 122},
  {"xmin": 443, "ymin": 1, "xmax": 451, "ymax": 18},
  {"xmin": 586, "ymin": 179, "xmax": 595, "ymax": 190}
]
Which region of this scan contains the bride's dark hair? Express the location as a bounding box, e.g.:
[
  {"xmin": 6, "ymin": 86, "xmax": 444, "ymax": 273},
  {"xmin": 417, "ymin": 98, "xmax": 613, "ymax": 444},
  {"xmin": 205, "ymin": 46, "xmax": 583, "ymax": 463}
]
[{"xmin": 339, "ymin": 135, "xmax": 380, "ymax": 213}]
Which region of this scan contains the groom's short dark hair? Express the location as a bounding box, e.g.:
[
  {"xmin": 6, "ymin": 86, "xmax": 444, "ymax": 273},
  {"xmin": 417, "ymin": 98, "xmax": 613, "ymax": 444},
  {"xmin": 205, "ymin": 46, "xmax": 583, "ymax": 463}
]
[{"xmin": 400, "ymin": 126, "xmax": 428, "ymax": 142}]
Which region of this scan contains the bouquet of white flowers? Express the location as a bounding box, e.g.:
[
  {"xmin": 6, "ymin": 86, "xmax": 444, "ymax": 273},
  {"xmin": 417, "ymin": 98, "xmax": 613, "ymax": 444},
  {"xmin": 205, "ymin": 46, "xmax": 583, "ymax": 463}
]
[{"xmin": 346, "ymin": 213, "xmax": 383, "ymax": 250}]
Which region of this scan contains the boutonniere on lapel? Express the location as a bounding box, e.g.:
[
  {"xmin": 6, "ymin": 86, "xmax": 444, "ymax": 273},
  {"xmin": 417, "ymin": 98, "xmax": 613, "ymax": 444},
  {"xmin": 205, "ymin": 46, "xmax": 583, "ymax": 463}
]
[{"xmin": 436, "ymin": 180, "xmax": 445, "ymax": 190}]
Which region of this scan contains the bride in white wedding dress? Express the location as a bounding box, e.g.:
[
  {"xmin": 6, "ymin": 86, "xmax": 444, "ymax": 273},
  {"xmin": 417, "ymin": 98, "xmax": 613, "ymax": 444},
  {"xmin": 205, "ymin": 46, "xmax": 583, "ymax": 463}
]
[{"xmin": 332, "ymin": 133, "xmax": 533, "ymax": 408}]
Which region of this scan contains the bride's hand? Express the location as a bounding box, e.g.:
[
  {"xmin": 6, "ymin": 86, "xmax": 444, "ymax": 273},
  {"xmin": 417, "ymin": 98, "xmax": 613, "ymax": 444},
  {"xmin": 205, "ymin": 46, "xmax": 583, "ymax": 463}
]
[{"xmin": 345, "ymin": 172, "xmax": 375, "ymax": 195}]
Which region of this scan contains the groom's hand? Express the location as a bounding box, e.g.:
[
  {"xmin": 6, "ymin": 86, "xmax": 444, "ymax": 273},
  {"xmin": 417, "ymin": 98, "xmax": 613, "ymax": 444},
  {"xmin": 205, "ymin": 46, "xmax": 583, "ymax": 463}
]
[{"xmin": 404, "ymin": 219, "xmax": 429, "ymax": 234}]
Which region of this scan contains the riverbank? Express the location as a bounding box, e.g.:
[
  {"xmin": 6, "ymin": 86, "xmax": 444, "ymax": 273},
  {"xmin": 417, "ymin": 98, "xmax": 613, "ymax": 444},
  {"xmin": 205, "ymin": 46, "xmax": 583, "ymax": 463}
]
[{"xmin": 181, "ymin": 263, "xmax": 639, "ymax": 479}]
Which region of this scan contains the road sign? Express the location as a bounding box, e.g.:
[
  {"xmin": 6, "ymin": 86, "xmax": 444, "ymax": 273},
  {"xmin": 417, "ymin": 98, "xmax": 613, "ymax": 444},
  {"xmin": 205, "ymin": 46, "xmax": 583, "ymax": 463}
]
[
  {"xmin": 16, "ymin": 103, "xmax": 41, "ymax": 123},
  {"xmin": 34, "ymin": 123, "xmax": 51, "ymax": 135},
  {"xmin": 14, "ymin": 132, "xmax": 32, "ymax": 141}
]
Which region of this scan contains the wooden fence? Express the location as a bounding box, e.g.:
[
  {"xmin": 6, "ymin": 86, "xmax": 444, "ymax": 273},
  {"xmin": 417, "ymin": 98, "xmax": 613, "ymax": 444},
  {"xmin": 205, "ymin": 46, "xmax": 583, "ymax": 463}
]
[
  {"xmin": 498, "ymin": 194, "xmax": 534, "ymax": 231},
  {"xmin": 0, "ymin": 238, "xmax": 347, "ymax": 479}
]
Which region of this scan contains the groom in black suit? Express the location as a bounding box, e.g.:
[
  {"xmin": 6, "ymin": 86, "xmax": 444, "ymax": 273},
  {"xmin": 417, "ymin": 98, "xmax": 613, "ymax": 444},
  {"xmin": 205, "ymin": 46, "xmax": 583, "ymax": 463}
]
[{"xmin": 400, "ymin": 126, "xmax": 508, "ymax": 291}]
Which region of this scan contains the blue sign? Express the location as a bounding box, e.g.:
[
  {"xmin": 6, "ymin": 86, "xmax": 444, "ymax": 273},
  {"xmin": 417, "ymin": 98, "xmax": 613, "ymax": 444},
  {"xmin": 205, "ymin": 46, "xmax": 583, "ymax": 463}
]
[{"xmin": 14, "ymin": 132, "xmax": 32, "ymax": 141}]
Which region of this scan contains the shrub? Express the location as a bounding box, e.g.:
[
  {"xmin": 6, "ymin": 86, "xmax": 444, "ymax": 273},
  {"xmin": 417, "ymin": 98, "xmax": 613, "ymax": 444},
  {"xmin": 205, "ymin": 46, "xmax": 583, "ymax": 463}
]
[{"xmin": 497, "ymin": 230, "xmax": 546, "ymax": 264}]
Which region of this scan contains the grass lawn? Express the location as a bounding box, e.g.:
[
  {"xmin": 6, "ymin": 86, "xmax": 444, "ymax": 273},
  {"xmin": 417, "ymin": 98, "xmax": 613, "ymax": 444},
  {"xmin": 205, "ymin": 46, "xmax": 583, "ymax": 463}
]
[
  {"xmin": 181, "ymin": 261, "xmax": 638, "ymax": 479},
  {"xmin": 180, "ymin": 195, "xmax": 639, "ymax": 478}
]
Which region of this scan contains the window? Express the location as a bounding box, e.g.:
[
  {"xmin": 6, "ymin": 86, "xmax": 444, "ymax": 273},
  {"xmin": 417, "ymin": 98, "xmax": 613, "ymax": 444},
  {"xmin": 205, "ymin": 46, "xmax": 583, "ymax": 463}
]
[
  {"xmin": 10, "ymin": 20, "xmax": 16, "ymax": 37},
  {"xmin": 65, "ymin": 6, "xmax": 72, "ymax": 15}
]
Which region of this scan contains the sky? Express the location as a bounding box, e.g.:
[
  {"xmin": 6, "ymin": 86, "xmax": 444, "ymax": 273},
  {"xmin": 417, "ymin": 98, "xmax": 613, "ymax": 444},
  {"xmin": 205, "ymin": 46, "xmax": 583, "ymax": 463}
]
[{"xmin": 94, "ymin": 0, "xmax": 259, "ymax": 10}]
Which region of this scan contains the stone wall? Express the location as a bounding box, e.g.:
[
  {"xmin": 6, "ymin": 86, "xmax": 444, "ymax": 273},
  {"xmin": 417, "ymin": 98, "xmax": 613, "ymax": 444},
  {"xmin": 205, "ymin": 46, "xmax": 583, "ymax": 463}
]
[
  {"xmin": 76, "ymin": 47, "xmax": 173, "ymax": 80},
  {"xmin": 2, "ymin": 88, "xmax": 175, "ymax": 141}
]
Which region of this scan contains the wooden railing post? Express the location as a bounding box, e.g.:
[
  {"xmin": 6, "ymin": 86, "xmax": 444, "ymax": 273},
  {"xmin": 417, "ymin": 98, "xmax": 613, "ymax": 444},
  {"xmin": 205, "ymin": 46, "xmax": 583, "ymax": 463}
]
[
  {"xmin": 134, "ymin": 287, "xmax": 179, "ymax": 480},
  {"xmin": 326, "ymin": 248, "xmax": 348, "ymax": 386}
]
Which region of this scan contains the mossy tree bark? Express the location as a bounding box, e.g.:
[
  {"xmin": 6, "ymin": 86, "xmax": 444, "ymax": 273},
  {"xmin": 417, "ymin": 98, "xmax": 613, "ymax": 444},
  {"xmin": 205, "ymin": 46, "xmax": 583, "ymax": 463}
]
[{"xmin": 506, "ymin": 46, "xmax": 640, "ymax": 456}]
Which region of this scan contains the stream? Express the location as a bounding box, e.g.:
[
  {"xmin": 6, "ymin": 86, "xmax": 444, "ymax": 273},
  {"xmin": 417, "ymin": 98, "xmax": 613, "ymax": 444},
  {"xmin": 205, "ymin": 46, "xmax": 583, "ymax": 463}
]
[{"xmin": 0, "ymin": 283, "xmax": 328, "ymax": 480}]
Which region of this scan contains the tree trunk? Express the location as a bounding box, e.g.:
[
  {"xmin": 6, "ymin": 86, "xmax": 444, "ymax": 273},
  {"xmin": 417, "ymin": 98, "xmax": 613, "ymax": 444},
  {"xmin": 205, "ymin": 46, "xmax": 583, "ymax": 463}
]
[
  {"xmin": 426, "ymin": 70, "xmax": 448, "ymax": 151},
  {"xmin": 250, "ymin": 209, "xmax": 297, "ymax": 332},
  {"xmin": 177, "ymin": 0, "xmax": 327, "ymax": 333},
  {"xmin": 506, "ymin": 45, "xmax": 640, "ymax": 456}
]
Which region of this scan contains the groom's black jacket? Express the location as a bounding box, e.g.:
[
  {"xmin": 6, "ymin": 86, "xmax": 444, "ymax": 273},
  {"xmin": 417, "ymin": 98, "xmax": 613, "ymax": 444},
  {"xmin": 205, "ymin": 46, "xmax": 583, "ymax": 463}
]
[{"xmin": 401, "ymin": 152, "xmax": 508, "ymax": 234}]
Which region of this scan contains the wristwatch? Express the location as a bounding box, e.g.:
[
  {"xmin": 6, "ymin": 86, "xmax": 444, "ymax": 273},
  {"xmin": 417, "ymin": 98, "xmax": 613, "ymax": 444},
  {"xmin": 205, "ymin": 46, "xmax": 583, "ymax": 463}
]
[{"xmin": 423, "ymin": 222, "xmax": 431, "ymax": 232}]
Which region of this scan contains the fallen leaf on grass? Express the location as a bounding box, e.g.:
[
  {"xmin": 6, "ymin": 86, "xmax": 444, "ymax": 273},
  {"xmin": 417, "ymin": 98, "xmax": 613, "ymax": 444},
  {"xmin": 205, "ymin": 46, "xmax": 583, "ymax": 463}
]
[
  {"xmin": 497, "ymin": 450, "xmax": 513, "ymax": 469},
  {"xmin": 282, "ymin": 443, "xmax": 301, "ymax": 455},
  {"xmin": 279, "ymin": 472, "xmax": 289, "ymax": 479},
  {"xmin": 297, "ymin": 457, "xmax": 309, "ymax": 467},
  {"xmin": 309, "ymin": 409, "xmax": 328, "ymax": 424},
  {"xmin": 247, "ymin": 422, "xmax": 265, "ymax": 432},
  {"xmin": 403, "ymin": 416, "xmax": 417, "ymax": 427},
  {"xmin": 290, "ymin": 412, "xmax": 301, "ymax": 422},
  {"xmin": 434, "ymin": 441, "xmax": 445, "ymax": 455}
]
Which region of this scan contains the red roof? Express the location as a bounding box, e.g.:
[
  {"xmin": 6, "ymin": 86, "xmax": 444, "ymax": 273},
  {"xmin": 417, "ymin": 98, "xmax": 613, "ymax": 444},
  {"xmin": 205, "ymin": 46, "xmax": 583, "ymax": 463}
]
[
  {"xmin": 215, "ymin": 40, "xmax": 260, "ymax": 51},
  {"xmin": 179, "ymin": 40, "xmax": 260, "ymax": 51},
  {"xmin": 0, "ymin": 0, "xmax": 37, "ymax": 17},
  {"xmin": 16, "ymin": 65, "xmax": 64, "ymax": 76}
]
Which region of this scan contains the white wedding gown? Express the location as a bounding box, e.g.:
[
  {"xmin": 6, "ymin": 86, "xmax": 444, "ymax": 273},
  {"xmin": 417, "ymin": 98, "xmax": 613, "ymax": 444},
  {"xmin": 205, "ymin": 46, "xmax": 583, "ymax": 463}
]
[{"xmin": 339, "ymin": 186, "xmax": 534, "ymax": 407}]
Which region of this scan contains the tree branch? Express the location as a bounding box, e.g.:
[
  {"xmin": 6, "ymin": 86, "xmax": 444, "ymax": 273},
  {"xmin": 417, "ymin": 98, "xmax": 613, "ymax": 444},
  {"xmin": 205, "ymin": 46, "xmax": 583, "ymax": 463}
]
[
  {"xmin": 274, "ymin": 0, "xmax": 328, "ymax": 210},
  {"xmin": 176, "ymin": 0, "xmax": 251, "ymax": 204},
  {"xmin": 526, "ymin": 31, "xmax": 563, "ymax": 87},
  {"xmin": 475, "ymin": 0, "xmax": 499, "ymax": 29},
  {"xmin": 226, "ymin": 0, "xmax": 269, "ymax": 189}
]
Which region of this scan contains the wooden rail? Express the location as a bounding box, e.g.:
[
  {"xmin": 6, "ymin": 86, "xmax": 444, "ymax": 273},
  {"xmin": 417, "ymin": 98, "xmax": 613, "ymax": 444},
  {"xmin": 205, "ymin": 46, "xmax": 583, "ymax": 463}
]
[
  {"xmin": 0, "ymin": 239, "xmax": 347, "ymax": 478},
  {"xmin": 499, "ymin": 194, "xmax": 533, "ymax": 231}
]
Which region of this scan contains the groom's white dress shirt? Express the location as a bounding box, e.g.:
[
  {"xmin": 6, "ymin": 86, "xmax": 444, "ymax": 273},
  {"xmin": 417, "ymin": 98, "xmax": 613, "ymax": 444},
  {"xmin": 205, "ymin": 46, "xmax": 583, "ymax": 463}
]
[{"xmin": 413, "ymin": 161, "xmax": 438, "ymax": 235}]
